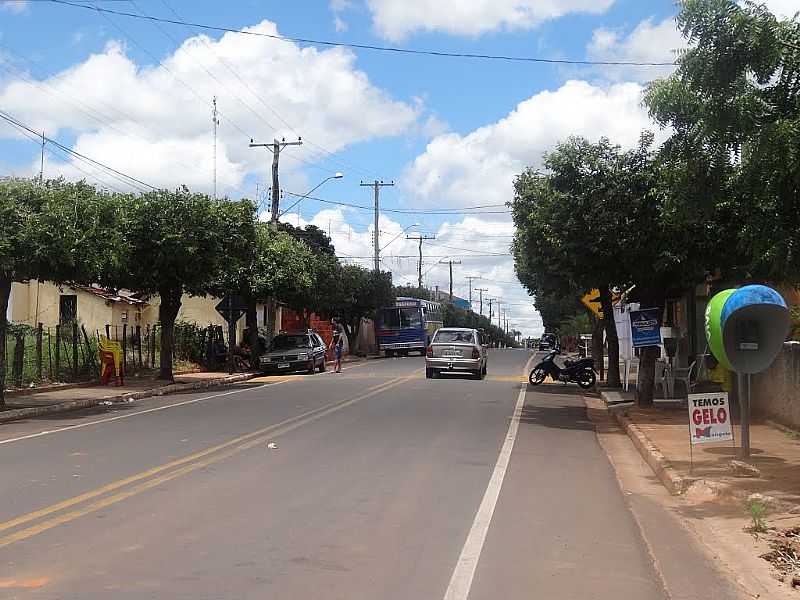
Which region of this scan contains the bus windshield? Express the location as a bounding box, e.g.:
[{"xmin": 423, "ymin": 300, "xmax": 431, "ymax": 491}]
[{"xmin": 378, "ymin": 307, "xmax": 422, "ymax": 329}]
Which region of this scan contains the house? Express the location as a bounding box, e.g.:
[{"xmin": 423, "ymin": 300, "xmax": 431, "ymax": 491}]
[{"xmin": 7, "ymin": 281, "xmax": 267, "ymax": 343}]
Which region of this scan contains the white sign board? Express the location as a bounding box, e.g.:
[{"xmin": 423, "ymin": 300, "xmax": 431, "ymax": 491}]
[{"xmin": 688, "ymin": 392, "xmax": 733, "ymax": 445}]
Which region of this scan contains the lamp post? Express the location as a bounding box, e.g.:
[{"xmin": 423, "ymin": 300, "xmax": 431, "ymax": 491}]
[{"xmin": 278, "ymin": 172, "xmax": 344, "ymax": 224}]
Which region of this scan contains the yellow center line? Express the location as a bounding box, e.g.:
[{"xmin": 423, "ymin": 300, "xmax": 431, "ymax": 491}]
[{"xmin": 0, "ymin": 373, "xmax": 416, "ymax": 547}]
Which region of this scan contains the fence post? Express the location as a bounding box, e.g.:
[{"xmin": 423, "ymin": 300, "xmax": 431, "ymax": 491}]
[
  {"xmin": 54, "ymin": 324, "xmax": 61, "ymax": 381},
  {"xmin": 81, "ymin": 325, "xmax": 97, "ymax": 377},
  {"xmin": 122, "ymin": 323, "xmax": 128, "ymax": 375},
  {"xmin": 151, "ymin": 325, "xmax": 157, "ymax": 368},
  {"xmin": 72, "ymin": 322, "xmax": 79, "ymax": 380},
  {"xmin": 105, "ymin": 324, "xmax": 110, "ymax": 340},
  {"xmin": 36, "ymin": 323, "xmax": 43, "ymax": 381},
  {"xmin": 47, "ymin": 326, "xmax": 53, "ymax": 380},
  {"xmin": 136, "ymin": 325, "xmax": 142, "ymax": 369},
  {"xmin": 12, "ymin": 332, "xmax": 24, "ymax": 387}
]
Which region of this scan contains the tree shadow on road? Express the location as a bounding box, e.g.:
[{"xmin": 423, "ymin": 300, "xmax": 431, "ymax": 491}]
[{"xmin": 519, "ymin": 402, "xmax": 595, "ymax": 431}]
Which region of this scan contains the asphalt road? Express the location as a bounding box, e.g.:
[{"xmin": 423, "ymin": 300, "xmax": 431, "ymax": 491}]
[{"xmin": 0, "ymin": 350, "xmax": 704, "ymax": 599}]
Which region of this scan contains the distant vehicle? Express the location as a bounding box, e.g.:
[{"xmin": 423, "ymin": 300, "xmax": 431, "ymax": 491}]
[
  {"xmin": 425, "ymin": 327, "xmax": 488, "ymax": 380},
  {"xmin": 259, "ymin": 331, "xmax": 327, "ymax": 374},
  {"xmin": 376, "ymin": 297, "xmax": 443, "ymax": 357},
  {"xmin": 538, "ymin": 333, "xmax": 558, "ymax": 351}
]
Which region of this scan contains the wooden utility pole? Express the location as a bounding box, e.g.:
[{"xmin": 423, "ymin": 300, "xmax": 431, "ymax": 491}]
[
  {"xmin": 407, "ymin": 233, "xmax": 436, "ymax": 288},
  {"xmin": 475, "ymin": 288, "xmax": 488, "ymax": 315},
  {"xmin": 465, "ymin": 276, "xmax": 482, "ymax": 311},
  {"xmin": 249, "ymin": 137, "xmax": 303, "ymax": 224},
  {"xmin": 360, "ymin": 180, "xmax": 395, "ymax": 272},
  {"xmin": 439, "ymin": 259, "xmax": 461, "ymax": 301}
]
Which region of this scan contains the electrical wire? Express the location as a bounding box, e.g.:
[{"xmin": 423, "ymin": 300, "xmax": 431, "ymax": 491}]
[
  {"xmin": 0, "ymin": 109, "xmax": 157, "ymax": 191},
  {"xmin": 283, "ymin": 190, "xmax": 512, "ymax": 215},
  {"xmin": 48, "ymin": 0, "xmax": 677, "ymax": 67}
]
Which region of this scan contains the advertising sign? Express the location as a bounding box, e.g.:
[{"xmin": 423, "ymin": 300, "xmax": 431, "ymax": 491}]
[
  {"xmin": 688, "ymin": 392, "xmax": 734, "ymax": 445},
  {"xmin": 629, "ymin": 308, "xmax": 662, "ymax": 348}
]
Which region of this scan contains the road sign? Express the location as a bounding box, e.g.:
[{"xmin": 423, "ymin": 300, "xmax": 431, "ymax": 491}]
[
  {"xmin": 581, "ymin": 289, "xmax": 620, "ymax": 319},
  {"xmin": 629, "ymin": 308, "xmax": 662, "ymax": 348},
  {"xmin": 688, "ymin": 392, "xmax": 733, "ymax": 445},
  {"xmin": 215, "ymin": 294, "xmax": 247, "ymax": 324}
]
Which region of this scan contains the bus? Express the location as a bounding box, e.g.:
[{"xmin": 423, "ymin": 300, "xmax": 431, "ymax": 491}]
[{"xmin": 376, "ymin": 297, "xmax": 443, "ymax": 357}]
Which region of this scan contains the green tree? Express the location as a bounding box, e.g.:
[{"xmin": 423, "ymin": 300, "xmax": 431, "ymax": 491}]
[
  {"xmin": 393, "ymin": 285, "xmax": 431, "ymax": 301},
  {"xmin": 645, "ymin": 0, "xmax": 800, "ymax": 282},
  {"xmin": 116, "ymin": 188, "xmax": 248, "ymax": 380},
  {"xmin": 0, "ymin": 178, "xmax": 120, "ymax": 405},
  {"xmin": 333, "ymin": 266, "xmax": 393, "ymax": 347}
]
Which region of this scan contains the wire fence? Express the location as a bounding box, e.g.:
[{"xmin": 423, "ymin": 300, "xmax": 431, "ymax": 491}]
[{"xmin": 3, "ymin": 321, "xmax": 232, "ymax": 389}]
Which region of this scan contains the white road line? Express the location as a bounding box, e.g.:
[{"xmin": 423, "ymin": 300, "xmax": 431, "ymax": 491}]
[
  {"xmin": 0, "ymin": 383, "xmax": 278, "ymax": 445},
  {"xmin": 443, "ymin": 354, "xmax": 535, "ymax": 600},
  {"xmin": 0, "ymin": 360, "xmax": 374, "ymax": 446}
]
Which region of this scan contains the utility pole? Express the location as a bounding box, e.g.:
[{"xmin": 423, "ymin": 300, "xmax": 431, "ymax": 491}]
[
  {"xmin": 39, "ymin": 130, "xmax": 45, "ymax": 184},
  {"xmin": 361, "ymin": 180, "xmax": 395, "ymax": 272},
  {"xmin": 406, "ymin": 233, "xmax": 436, "ymax": 289},
  {"xmin": 465, "ymin": 276, "xmax": 482, "ymax": 311},
  {"xmin": 488, "ymin": 298, "xmax": 494, "ymax": 321},
  {"xmin": 250, "ymin": 137, "xmax": 303, "ymax": 224},
  {"xmin": 475, "ymin": 288, "xmax": 488, "ymax": 315},
  {"xmin": 439, "ymin": 259, "xmax": 461, "ymax": 301},
  {"xmin": 495, "ymin": 300, "xmax": 503, "ymax": 328},
  {"xmin": 212, "ymin": 97, "xmax": 219, "ymax": 199}
]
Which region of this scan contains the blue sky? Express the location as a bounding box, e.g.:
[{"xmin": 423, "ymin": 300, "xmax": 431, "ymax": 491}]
[{"xmin": 0, "ymin": 0, "xmax": 791, "ymax": 334}]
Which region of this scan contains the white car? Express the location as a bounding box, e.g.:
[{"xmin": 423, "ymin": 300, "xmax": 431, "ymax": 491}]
[{"xmin": 425, "ymin": 327, "xmax": 488, "ymax": 380}]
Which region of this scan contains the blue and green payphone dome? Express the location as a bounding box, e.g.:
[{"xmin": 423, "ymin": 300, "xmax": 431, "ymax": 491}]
[{"xmin": 705, "ymin": 285, "xmax": 789, "ymax": 374}]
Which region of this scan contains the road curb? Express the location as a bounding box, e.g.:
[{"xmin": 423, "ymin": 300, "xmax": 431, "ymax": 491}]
[
  {"xmin": 605, "ymin": 404, "xmax": 687, "ymax": 496},
  {"xmin": 0, "ymin": 373, "xmax": 258, "ymax": 424}
]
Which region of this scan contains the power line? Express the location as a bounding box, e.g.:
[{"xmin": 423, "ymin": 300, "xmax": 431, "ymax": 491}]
[
  {"xmin": 47, "ymin": 0, "xmax": 676, "ymax": 67},
  {"xmin": 282, "ymin": 190, "xmax": 512, "ymax": 215},
  {"xmin": 0, "ymin": 109, "xmax": 157, "ymax": 191}
]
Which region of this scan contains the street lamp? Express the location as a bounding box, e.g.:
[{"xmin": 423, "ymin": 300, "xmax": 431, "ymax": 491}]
[
  {"xmin": 278, "ymin": 172, "xmax": 344, "ymax": 223},
  {"xmin": 380, "ymin": 223, "xmax": 421, "ymax": 252}
]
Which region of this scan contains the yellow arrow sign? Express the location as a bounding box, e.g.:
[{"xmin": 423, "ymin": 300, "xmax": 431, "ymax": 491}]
[{"xmin": 581, "ymin": 289, "xmax": 620, "ymax": 320}]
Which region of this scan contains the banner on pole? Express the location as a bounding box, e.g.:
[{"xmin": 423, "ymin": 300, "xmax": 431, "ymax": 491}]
[
  {"xmin": 688, "ymin": 392, "xmax": 733, "ymax": 445},
  {"xmin": 629, "ymin": 308, "xmax": 662, "ymax": 348}
]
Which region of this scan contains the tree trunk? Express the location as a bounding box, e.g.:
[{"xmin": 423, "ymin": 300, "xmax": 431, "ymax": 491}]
[
  {"xmin": 158, "ymin": 287, "xmax": 182, "ymax": 381},
  {"xmin": 0, "ymin": 277, "xmax": 10, "ymax": 407},
  {"xmin": 591, "ymin": 314, "xmax": 604, "ymax": 382},
  {"xmin": 245, "ymin": 293, "xmax": 259, "ymax": 370},
  {"xmin": 636, "ymin": 346, "xmax": 659, "ymax": 407},
  {"xmin": 634, "ymin": 289, "xmax": 666, "ymax": 407},
  {"xmin": 600, "ymin": 286, "xmax": 621, "ymax": 388}
]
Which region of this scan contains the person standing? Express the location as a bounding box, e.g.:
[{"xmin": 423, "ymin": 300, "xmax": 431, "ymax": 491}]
[{"xmin": 333, "ymin": 335, "xmax": 344, "ymax": 373}]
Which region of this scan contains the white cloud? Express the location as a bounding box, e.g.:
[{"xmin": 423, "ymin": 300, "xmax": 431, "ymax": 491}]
[
  {"xmin": 403, "ymin": 80, "xmax": 662, "ymax": 209},
  {"xmin": 366, "ymin": 0, "xmax": 615, "ymax": 41},
  {"xmin": 0, "ymin": 1, "xmax": 27, "ymax": 14},
  {"xmin": 761, "ymin": 0, "xmax": 799, "ymax": 19},
  {"xmin": 333, "ymin": 16, "xmax": 349, "ymax": 32},
  {"xmin": 587, "ymin": 17, "xmax": 686, "ymax": 82},
  {"xmin": 330, "ymin": 0, "xmax": 353, "ymax": 11},
  {"xmin": 0, "ymin": 21, "xmax": 418, "ymax": 194}
]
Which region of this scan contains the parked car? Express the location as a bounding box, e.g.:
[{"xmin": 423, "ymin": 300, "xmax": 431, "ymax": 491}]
[
  {"xmin": 260, "ymin": 331, "xmax": 327, "ymax": 374},
  {"xmin": 425, "ymin": 327, "xmax": 488, "ymax": 380}
]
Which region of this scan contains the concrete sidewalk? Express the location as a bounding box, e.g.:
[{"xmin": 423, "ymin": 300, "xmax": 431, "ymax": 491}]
[{"xmin": 0, "ymin": 371, "xmax": 258, "ymax": 424}]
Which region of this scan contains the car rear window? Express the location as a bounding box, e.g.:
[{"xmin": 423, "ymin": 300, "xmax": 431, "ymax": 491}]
[
  {"xmin": 271, "ymin": 335, "xmax": 311, "ymax": 350},
  {"xmin": 434, "ymin": 331, "xmax": 475, "ymax": 344}
]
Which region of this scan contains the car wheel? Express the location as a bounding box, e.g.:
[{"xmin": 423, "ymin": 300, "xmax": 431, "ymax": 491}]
[
  {"xmin": 386, "ymin": 350, "xmax": 394, "ymax": 358},
  {"xmin": 307, "ymin": 362, "xmax": 315, "ymax": 375},
  {"xmin": 319, "ymin": 359, "xmax": 326, "ymax": 373}
]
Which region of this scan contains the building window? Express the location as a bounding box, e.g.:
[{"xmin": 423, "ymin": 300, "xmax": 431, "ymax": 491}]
[{"xmin": 59, "ymin": 295, "xmax": 77, "ymax": 324}]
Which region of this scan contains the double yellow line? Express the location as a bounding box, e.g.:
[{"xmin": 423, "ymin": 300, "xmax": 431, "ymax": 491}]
[{"xmin": 0, "ymin": 372, "xmax": 417, "ymax": 550}]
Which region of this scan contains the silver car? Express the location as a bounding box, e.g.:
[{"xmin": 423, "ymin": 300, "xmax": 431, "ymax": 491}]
[{"xmin": 425, "ymin": 327, "xmax": 488, "ymax": 380}]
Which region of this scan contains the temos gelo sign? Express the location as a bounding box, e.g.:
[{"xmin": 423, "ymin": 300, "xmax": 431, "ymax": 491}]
[{"xmin": 687, "ymin": 392, "xmax": 733, "ymax": 445}]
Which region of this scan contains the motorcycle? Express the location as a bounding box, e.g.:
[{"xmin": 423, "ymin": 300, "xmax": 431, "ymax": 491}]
[{"xmin": 528, "ymin": 350, "xmax": 596, "ymax": 389}]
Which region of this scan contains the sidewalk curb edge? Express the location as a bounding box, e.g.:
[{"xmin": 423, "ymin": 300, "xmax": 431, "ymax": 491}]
[
  {"xmin": 0, "ymin": 373, "xmax": 258, "ymax": 424},
  {"xmin": 611, "ymin": 408, "xmax": 687, "ymax": 496}
]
